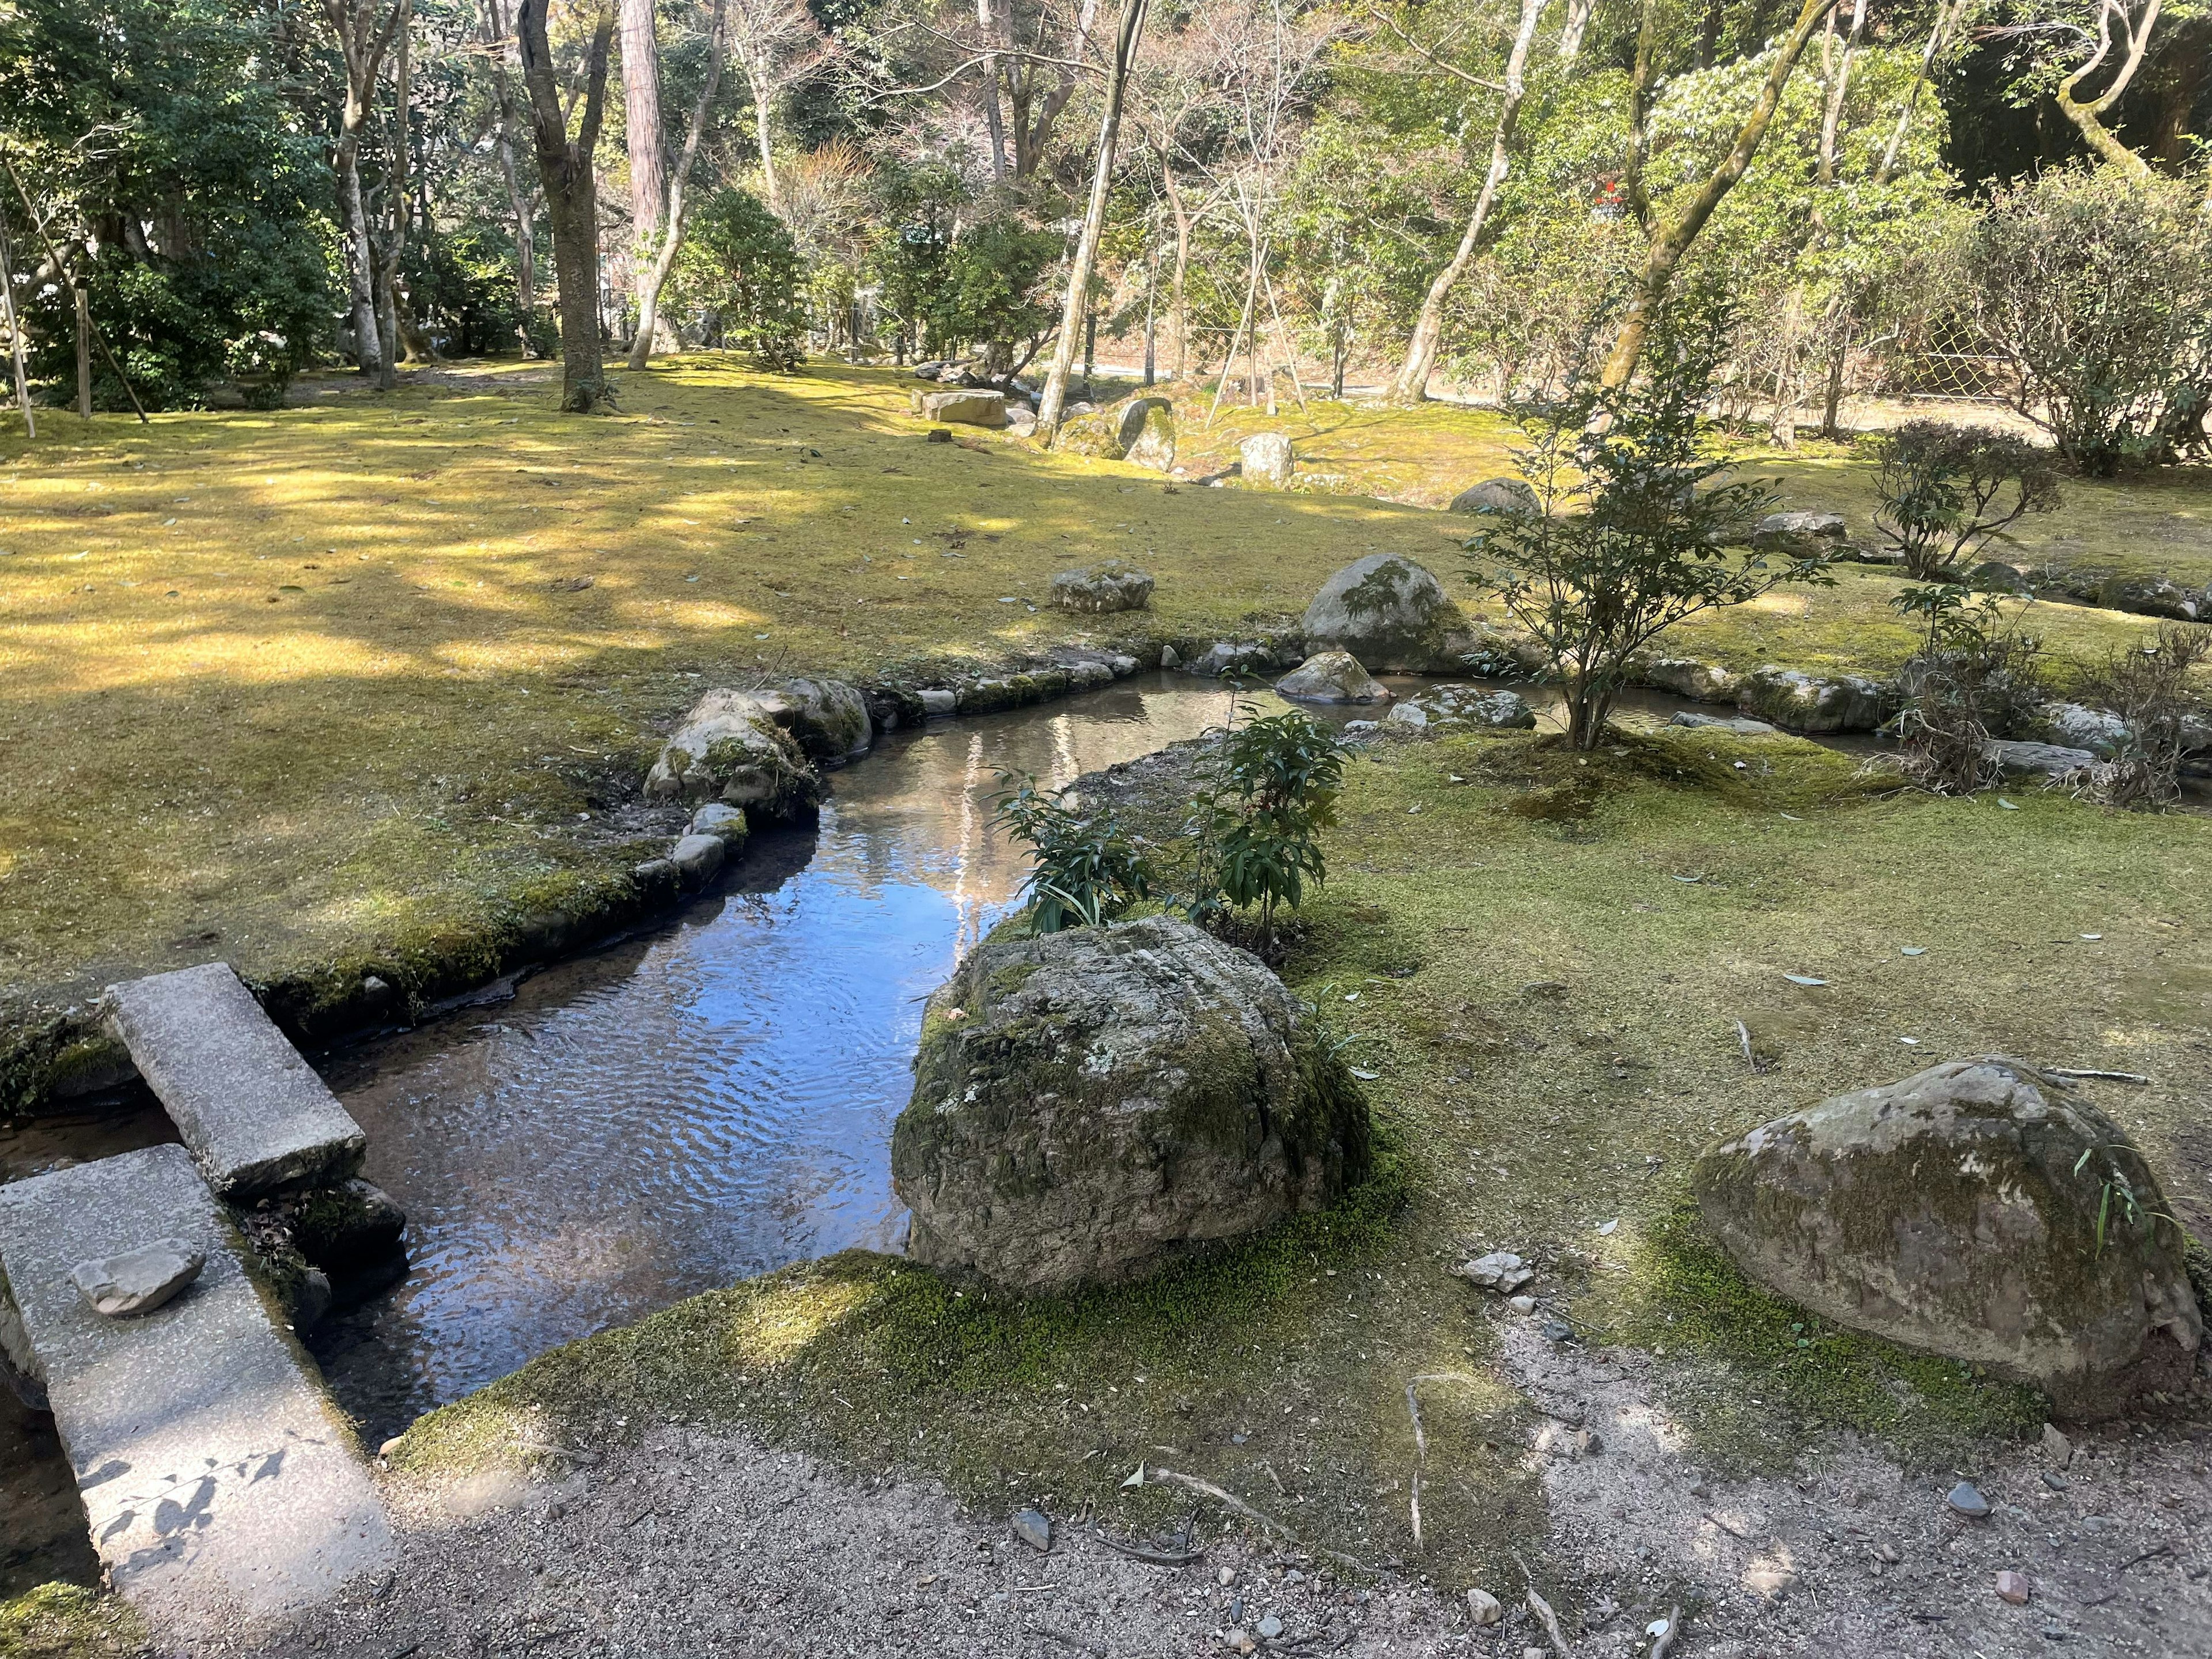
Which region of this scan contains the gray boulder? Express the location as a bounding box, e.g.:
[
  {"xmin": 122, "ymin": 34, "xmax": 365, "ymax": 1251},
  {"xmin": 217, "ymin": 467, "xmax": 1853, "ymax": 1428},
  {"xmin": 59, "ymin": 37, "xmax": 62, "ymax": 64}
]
[
  {"xmin": 1392, "ymin": 687, "xmax": 1536, "ymax": 731},
  {"xmin": 289, "ymin": 1180, "xmax": 407, "ymax": 1272},
  {"xmin": 70, "ymin": 1239, "xmax": 205, "ymax": 1318},
  {"xmin": 757, "ymin": 676, "xmax": 872, "ymax": 760},
  {"xmin": 891, "ymin": 917, "xmax": 1371, "ymax": 1293},
  {"xmin": 1671, "ymin": 711, "xmax": 1780, "ymax": 736},
  {"xmin": 1275, "ymin": 650, "xmax": 1392, "ymax": 705},
  {"xmin": 687, "ymin": 802, "xmax": 749, "ymax": 842},
  {"xmin": 1051, "ymin": 563, "xmax": 1155, "ymax": 614},
  {"xmin": 2025, "ymin": 700, "xmax": 2130, "ymax": 757},
  {"xmin": 1302, "ymin": 554, "xmax": 1471, "ymax": 673},
  {"xmin": 642, "ymin": 689, "xmax": 823, "ymax": 818},
  {"xmin": 1638, "ymin": 657, "xmax": 1740, "ymax": 704},
  {"xmin": 1240, "ymin": 433, "xmax": 1294, "ymax": 488},
  {"xmin": 1187, "ymin": 640, "xmax": 1279, "ymax": 678},
  {"xmin": 1982, "ymin": 738, "xmax": 2095, "ymax": 780},
  {"xmin": 921, "ymin": 388, "xmax": 1008, "ymax": 427},
  {"xmin": 1692, "ymin": 1056, "xmax": 2202, "ymax": 1418},
  {"xmin": 2093, "ymin": 573, "xmax": 2205, "ymax": 622},
  {"xmin": 670, "ymin": 832, "xmax": 726, "ymax": 884},
  {"xmin": 1449, "ymin": 478, "xmax": 1540, "ymax": 517},
  {"xmin": 1005, "ymin": 405, "xmax": 1039, "ymax": 438},
  {"xmin": 1735, "ymin": 665, "xmax": 1888, "ymax": 733},
  {"xmin": 1119, "ymin": 398, "xmax": 1177, "ymax": 471},
  {"xmin": 1751, "ymin": 511, "xmax": 1848, "ymax": 552}
]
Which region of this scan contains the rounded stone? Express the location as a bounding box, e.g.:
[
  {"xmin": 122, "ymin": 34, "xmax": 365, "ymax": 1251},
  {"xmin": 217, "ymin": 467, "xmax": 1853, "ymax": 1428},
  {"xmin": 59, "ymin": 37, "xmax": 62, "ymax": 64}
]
[
  {"xmin": 1302, "ymin": 554, "xmax": 1471, "ymax": 673},
  {"xmin": 1449, "ymin": 478, "xmax": 1540, "ymax": 517},
  {"xmin": 1692, "ymin": 1056, "xmax": 2202, "ymax": 1417},
  {"xmin": 1275, "ymin": 650, "xmax": 1392, "ymax": 705},
  {"xmin": 891, "ymin": 916, "xmax": 1370, "ymax": 1293}
]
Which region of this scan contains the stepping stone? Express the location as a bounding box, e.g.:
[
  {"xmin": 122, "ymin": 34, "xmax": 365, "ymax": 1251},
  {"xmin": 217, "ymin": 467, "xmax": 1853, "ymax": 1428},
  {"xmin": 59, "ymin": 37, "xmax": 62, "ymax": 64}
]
[
  {"xmin": 101, "ymin": 963, "xmax": 366, "ymax": 1197},
  {"xmin": 0, "ymin": 1145, "xmax": 392, "ymax": 1629}
]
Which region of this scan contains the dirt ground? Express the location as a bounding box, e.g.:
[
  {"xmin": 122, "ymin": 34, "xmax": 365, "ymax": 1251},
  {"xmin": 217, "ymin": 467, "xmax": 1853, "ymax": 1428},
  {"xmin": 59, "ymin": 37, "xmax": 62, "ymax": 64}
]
[{"xmin": 197, "ymin": 1317, "xmax": 2211, "ymax": 1659}]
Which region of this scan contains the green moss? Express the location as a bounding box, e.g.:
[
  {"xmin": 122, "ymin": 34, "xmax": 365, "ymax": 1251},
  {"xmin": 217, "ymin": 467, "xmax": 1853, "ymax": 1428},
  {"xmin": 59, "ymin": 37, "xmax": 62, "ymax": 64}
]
[
  {"xmin": 1594, "ymin": 1201, "xmax": 2048, "ymax": 1473},
  {"xmin": 0, "ymin": 1586, "xmax": 147, "ymax": 1659}
]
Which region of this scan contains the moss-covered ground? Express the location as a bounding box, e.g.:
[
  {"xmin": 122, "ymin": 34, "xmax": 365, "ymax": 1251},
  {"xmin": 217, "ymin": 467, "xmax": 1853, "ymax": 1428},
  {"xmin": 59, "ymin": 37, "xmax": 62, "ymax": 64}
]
[
  {"xmin": 390, "ymin": 720, "xmax": 2210, "ymax": 1582},
  {"xmin": 0, "ymin": 1586, "xmax": 145, "ymax": 1659},
  {"xmin": 0, "ymin": 361, "xmax": 2199, "ymax": 1081}
]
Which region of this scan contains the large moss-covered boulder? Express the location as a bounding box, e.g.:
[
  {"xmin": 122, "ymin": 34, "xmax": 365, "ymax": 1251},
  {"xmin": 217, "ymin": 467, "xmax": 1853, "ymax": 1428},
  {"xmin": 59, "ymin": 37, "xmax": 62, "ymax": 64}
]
[
  {"xmin": 642, "ymin": 688, "xmax": 823, "ymax": 817},
  {"xmin": 1733, "ymin": 665, "xmax": 1888, "ymax": 733},
  {"xmin": 1302, "ymin": 554, "xmax": 1472, "ymax": 672},
  {"xmin": 757, "ymin": 676, "xmax": 872, "ymax": 760},
  {"xmin": 1692, "ymin": 1056, "xmax": 2202, "ymax": 1418},
  {"xmin": 891, "ymin": 917, "xmax": 1370, "ymax": 1293},
  {"xmin": 1121, "ymin": 398, "xmax": 1177, "ymax": 471}
]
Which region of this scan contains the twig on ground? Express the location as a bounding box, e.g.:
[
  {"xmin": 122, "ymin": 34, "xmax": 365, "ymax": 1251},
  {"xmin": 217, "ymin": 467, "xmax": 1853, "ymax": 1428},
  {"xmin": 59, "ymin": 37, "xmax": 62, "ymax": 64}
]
[
  {"xmin": 2047, "ymin": 1068, "xmax": 2152, "ymax": 1084},
  {"xmin": 1091, "ymin": 1528, "xmax": 1205, "ymax": 1567},
  {"xmin": 1700, "ymin": 1510, "xmax": 1755, "ymax": 1544},
  {"xmin": 2118, "ymin": 1543, "xmax": 2173, "ymax": 1571},
  {"xmin": 1039, "ymin": 1627, "xmax": 1108, "ymax": 1656},
  {"xmin": 1649, "ymin": 1605, "xmax": 1683, "ymax": 1659},
  {"xmin": 1735, "ymin": 1018, "xmax": 1758, "ymax": 1071},
  {"xmin": 1138, "ymin": 1465, "xmax": 1360, "ymax": 1570},
  {"xmin": 1404, "ymin": 1372, "xmax": 1486, "ymax": 1547},
  {"xmin": 1524, "ymin": 1583, "xmax": 1572, "ymax": 1656}
]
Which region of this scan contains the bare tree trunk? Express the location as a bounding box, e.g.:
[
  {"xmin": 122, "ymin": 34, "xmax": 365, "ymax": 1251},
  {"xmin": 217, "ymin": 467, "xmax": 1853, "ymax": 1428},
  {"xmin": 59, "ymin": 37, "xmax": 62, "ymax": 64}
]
[
  {"xmin": 335, "ymin": 123, "xmax": 383, "ymax": 380},
  {"xmin": 1555, "ymin": 0, "xmax": 1592, "ymax": 65},
  {"xmin": 0, "ymin": 212, "xmax": 31, "ymax": 436},
  {"xmin": 482, "ymin": 0, "xmax": 539, "ymax": 352},
  {"xmin": 628, "ymin": 0, "xmax": 726, "ymax": 370},
  {"xmin": 1600, "ymin": 0, "xmax": 1840, "ymax": 389},
  {"xmin": 621, "ymin": 0, "xmax": 666, "ymax": 239},
  {"xmin": 74, "ymin": 285, "xmax": 90, "ymax": 417},
  {"xmin": 1161, "ymin": 154, "xmax": 1192, "ymax": 380},
  {"xmin": 1386, "ymin": 0, "xmax": 1548, "ymax": 404},
  {"xmin": 1036, "ymin": 0, "xmax": 1150, "ymax": 441},
  {"xmin": 2055, "ymin": 0, "xmax": 2161, "ymax": 177},
  {"xmin": 520, "ymin": 0, "xmax": 616, "ymax": 411},
  {"xmin": 371, "ymin": 18, "xmax": 411, "ymax": 389},
  {"xmin": 978, "ymin": 0, "xmax": 1007, "ymax": 181}
]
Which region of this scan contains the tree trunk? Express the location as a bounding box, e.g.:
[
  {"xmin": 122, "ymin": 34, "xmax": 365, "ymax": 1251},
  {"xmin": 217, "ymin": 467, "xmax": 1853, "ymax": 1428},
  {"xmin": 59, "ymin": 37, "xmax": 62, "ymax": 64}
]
[
  {"xmin": 0, "ymin": 215, "xmax": 32, "ymax": 436},
  {"xmin": 74, "ymin": 284, "xmax": 90, "ymax": 417},
  {"xmin": 335, "ymin": 124, "xmax": 383, "ymax": 381},
  {"xmin": 2054, "ymin": 0, "xmax": 2161, "ymax": 177},
  {"xmin": 978, "ymin": 0, "xmax": 1007, "ymax": 181},
  {"xmin": 371, "ymin": 18, "xmax": 411, "ymax": 390},
  {"xmin": 620, "ymin": 0, "xmax": 665, "ymax": 240},
  {"xmin": 1035, "ymin": 0, "xmax": 1149, "ymax": 441},
  {"xmin": 1385, "ymin": 0, "xmax": 1548, "ymax": 404},
  {"xmin": 1599, "ymin": 0, "xmax": 1840, "ymax": 389},
  {"xmin": 482, "ymin": 0, "xmax": 539, "ymax": 352},
  {"xmin": 520, "ymin": 0, "xmax": 616, "ymax": 411},
  {"xmin": 1161, "ymin": 154, "xmax": 1192, "ymax": 380},
  {"xmin": 752, "ymin": 69, "xmax": 779, "ymax": 208},
  {"xmin": 628, "ymin": 0, "xmax": 726, "ymax": 370}
]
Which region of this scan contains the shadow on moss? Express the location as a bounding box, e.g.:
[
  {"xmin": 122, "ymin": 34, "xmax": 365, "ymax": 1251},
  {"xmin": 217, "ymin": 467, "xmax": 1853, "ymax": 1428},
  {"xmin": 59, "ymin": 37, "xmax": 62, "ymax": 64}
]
[{"xmin": 1599, "ymin": 1200, "xmax": 2046, "ymax": 1474}]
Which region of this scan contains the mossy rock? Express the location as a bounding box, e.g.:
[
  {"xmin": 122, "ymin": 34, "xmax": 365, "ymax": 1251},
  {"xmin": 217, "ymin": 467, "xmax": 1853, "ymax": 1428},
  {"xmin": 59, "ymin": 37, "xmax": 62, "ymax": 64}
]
[
  {"xmin": 1692, "ymin": 1055, "xmax": 2203, "ymax": 1418},
  {"xmin": 891, "ymin": 916, "xmax": 1370, "ymax": 1293},
  {"xmin": 1301, "ymin": 554, "xmax": 1472, "ymax": 672}
]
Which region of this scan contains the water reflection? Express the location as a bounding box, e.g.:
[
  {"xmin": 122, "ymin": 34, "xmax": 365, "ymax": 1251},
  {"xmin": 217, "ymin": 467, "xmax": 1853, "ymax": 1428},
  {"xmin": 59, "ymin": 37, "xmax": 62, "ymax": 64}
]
[{"xmin": 312, "ymin": 675, "xmax": 1272, "ymax": 1442}]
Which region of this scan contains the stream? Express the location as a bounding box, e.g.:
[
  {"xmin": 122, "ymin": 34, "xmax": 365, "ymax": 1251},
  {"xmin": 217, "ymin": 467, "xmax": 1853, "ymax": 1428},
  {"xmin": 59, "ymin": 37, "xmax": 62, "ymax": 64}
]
[{"xmin": 0, "ymin": 669, "xmax": 1792, "ymax": 1591}]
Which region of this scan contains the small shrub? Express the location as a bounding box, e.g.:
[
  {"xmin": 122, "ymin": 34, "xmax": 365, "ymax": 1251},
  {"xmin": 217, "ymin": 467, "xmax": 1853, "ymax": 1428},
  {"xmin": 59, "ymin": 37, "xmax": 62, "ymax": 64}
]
[
  {"xmin": 1186, "ymin": 704, "xmax": 1349, "ymax": 953},
  {"xmin": 993, "ymin": 772, "xmax": 1153, "ymax": 934},
  {"xmin": 1465, "ymin": 287, "xmax": 1832, "ymax": 749},
  {"xmin": 1870, "ymin": 422, "xmax": 2062, "ymax": 579},
  {"xmin": 1967, "ymin": 165, "xmax": 2212, "ymax": 474},
  {"xmin": 1887, "ymin": 584, "xmax": 2044, "ymax": 794},
  {"xmin": 673, "ymin": 190, "xmax": 806, "ymax": 371},
  {"xmin": 2075, "ymin": 623, "xmax": 2212, "ymax": 810}
]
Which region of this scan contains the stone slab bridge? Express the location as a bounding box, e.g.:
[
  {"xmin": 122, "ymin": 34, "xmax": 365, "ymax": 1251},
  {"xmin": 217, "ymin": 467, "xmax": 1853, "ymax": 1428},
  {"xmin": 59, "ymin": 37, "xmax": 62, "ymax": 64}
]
[{"xmin": 0, "ymin": 964, "xmax": 394, "ymax": 1637}]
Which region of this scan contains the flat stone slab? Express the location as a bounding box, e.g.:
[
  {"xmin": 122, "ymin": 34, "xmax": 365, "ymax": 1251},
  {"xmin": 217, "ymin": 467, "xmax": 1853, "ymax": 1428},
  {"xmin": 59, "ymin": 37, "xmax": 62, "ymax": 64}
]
[
  {"xmin": 0, "ymin": 1145, "xmax": 392, "ymax": 1630},
  {"xmin": 102, "ymin": 963, "xmax": 366, "ymax": 1196}
]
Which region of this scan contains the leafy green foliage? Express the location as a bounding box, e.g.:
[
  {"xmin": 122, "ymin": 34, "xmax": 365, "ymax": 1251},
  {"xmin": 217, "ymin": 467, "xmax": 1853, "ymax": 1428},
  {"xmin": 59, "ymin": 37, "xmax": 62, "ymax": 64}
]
[
  {"xmin": 1187, "ymin": 704, "xmax": 1349, "ymax": 950},
  {"xmin": 2078, "ymin": 623, "xmax": 2212, "ymax": 810},
  {"xmin": 0, "ymin": 0, "xmax": 335, "ymax": 409},
  {"xmin": 1872, "ymin": 421, "xmax": 2063, "ymax": 578},
  {"xmin": 1464, "ymin": 290, "xmax": 1830, "ymax": 749},
  {"xmin": 1966, "ymin": 165, "xmax": 2212, "ymax": 474},
  {"xmin": 992, "ymin": 771, "xmax": 1153, "ymax": 934},
  {"xmin": 673, "ymin": 190, "xmax": 807, "ymax": 370},
  {"xmin": 866, "ymin": 200, "xmax": 1060, "ymax": 377}
]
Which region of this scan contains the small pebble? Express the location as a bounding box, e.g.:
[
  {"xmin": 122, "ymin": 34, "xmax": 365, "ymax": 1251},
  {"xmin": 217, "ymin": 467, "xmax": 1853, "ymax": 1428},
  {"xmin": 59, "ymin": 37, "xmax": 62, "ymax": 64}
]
[
  {"xmin": 1946, "ymin": 1482, "xmax": 1991, "ymax": 1519},
  {"xmin": 1217, "ymin": 1567, "xmax": 1236, "ymax": 1587},
  {"xmin": 1540, "ymin": 1319, "xmax": 1575, "ymax": 1344},
  {"xmin": 1010, "ymin": 1508, "xmax": 1052, "ymax": 1551},
  {"xmin": 1876, "ymin": 1542, "xmax": 1902, "ymax": 1565},
  {"xmin": 1508, "ymin": 1294, "xmax": 1536, "ymax": 1314},
  {"xmin": 1466, "ymin": 1588, "xmax": 1503, "ymax": 1626},
  {"xmin": 1256, "ymin": 1613, "xmax": 1283, "ymax": 1640},
  {"xmin": 1995, "ymin": 1570, "xmax": 2031, "ymax": 1605}
]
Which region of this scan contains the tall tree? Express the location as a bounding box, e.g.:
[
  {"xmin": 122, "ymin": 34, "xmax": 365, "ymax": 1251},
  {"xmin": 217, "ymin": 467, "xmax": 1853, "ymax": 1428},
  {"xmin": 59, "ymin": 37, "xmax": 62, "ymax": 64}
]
[
  {"xmin": 1600, "ymin": 0, "xmax": 1841, "ymax": 387},
  {"xmin": 480, "ymin": 0, "xmax": 542, "ymax": 351},
  {"xmin": 518, "ymin": 0, "xmax": 617, "ymax": 410},
  {"xmin": 728, "ymin": 0, "xmax": 833, "ymax": 209},
  {"xmin": 324, "ymin": 0, "xmax": 415, "ymax": 386},
  {"xmin": 1384, "ymin": 0, "xmax": 1551, "ymax": 404},
  {"xmin": 628, "ymin": 0, "xmax": 728, "ymax": 368},
  {"xmin": 621, "ymin": 0, "xmax": 668, "ymax": 241},
  {"xmin": 1037, "ymin": 0, "xmax": 1150, "ymax": 438}
]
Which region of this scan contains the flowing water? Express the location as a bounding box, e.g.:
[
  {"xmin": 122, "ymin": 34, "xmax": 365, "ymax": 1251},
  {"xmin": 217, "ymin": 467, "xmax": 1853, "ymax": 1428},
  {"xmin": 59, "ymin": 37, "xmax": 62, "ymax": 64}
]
[{"xmin": 0, "ymin": 670, "xmax": 1784, "ymax": 1589}]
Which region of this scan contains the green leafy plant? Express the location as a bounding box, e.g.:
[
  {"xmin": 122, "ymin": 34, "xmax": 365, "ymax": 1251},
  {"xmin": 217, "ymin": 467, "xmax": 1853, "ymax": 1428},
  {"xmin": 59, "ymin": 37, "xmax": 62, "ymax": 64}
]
[
  {"xmin": 1186, "ymin": 701, "xmax": 1349, "ymax": 955},
  {"xmin": 993, "ymin": 772, "xmax": 1153, "ymax": 935},
  {"xmin": 1871, "ymin": 422, "xmax": 2062, "ymax": 579},
  {"xmin": 2071, "ymin": 1144, "xmax": 2187, "ymax": 1258},
  {"xmin": 1465, "ymin": 289, "xmax": 1833, "ymax": 751},
  {"xmin": 672, "ymin": 190, "xmax": 807, "ymax": 371}
]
